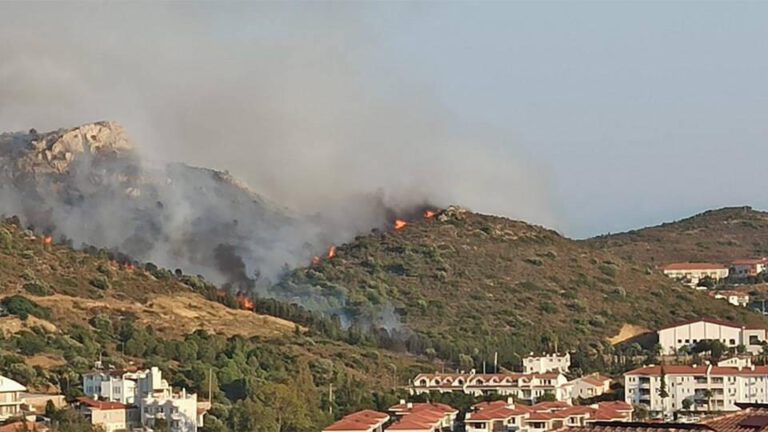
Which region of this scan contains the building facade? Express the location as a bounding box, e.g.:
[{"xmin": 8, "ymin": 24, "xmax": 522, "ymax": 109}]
[
  {"xmin": 662, "ymin": 263, "xmax": 729, "ymax": 286},
  {"xmin": 523, "ymin": 353, "xmax": 571, "ymax": 374},
  {"xmin": 730, "ymin": 259, "xmax": 768, "ymax": 279},
  {"xmin": 0, "ymin": 376, "xmax": 26, "ymax": 421},
  {"xmin": 625, "ymin": 360, "xmax": 768, "ymax": 415},
  {"xmin": 658, "ymin": 318, "xmax": 766, "ymax": 355},
  {"xmin": 410, "ymin": 373, "xmax": 572, "ymax": 402}
]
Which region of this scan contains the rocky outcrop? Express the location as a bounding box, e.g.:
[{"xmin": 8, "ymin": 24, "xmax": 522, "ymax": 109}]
[{"xmin": 2, "ymin": 121, "xmax": 133, "ymax": 175}]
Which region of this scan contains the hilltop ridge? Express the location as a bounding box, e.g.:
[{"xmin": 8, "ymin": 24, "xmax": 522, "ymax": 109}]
[{"xmin": 585, "ymin": 206, "xmax": 768, "ymax": 265}]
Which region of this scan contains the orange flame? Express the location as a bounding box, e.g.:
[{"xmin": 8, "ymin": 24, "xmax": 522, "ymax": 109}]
[
  {"xmin": 236, "ymin": 292, "xmax": 255, "ymax": 310},
  {"xmin": 394, "ymin": 219, "xmax": 407, "ymax": 230},
  {"xmin": 43, "ymin": 236, "xmax": 53, "ymax": 246},
  {"xmin": 311, "ymin": 256, "xmax": 321, "ymax": 266},
  {"xmin": 327, "ymin": 245, "xmax": 337, "ymax": 259},
  {"xmin": 424, "ymin": 210, "xmax": 436, "ymax": 219}
]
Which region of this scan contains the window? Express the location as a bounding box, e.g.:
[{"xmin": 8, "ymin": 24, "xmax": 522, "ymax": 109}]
[
  {"xmin": 730, "ymin": 339, "xmax": 736, "ymax": 345},
  {"xmin": 685, "ymin": 339, "xmax": 690, "ymax": 343}
]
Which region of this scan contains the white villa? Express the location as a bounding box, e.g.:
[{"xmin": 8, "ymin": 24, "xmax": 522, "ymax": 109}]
[
  {"xmin": 410, "ymin": 372, "xmax": 573, "ymax": 402},
  {"xmin": 523, "ymin": 353, "xmax": 571, "ymax": 374},
  {"xmin": 82, "ymin": 366, "xmax": 206, "ymax": 432},
  {"xmin": 658, "ymin": 318, "xmax": 767, "ymax": 355},
  {"xmin": 625, "ymin": 357, "xmax": 768, "ymax": 415},
  {"xmin": 662, "ymin": 263, "xmax": 729, "ymax": 286},
  {"xmin": 0, "ymin": 375, "xmax": 26, "ymax": 421}
]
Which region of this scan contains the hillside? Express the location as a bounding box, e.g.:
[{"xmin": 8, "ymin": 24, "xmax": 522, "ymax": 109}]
[
  {"xmin": 586, "ymin": 206, "xmax": 768, "ymax": 265},
  {"xmin": 0, "ymin": 216, "xmax": 429, "ymax": 430},
  {"xmin": 276, "ymin": 207, "xmax": 768, "ymax": 367}
]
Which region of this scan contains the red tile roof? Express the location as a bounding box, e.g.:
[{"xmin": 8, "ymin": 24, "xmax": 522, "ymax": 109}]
[
  {"xmin": 324, "ymin": 410, "xmax": 389, "ymax": 432},
  {"xmin": 76, "ymin": 397, "xmax": 130, "ymax": 410},
  {"xmin": 625, "ymin": 365, "xmax": 768, "ymax": 377},
  {"xmin": 702, "ymin": 405, "xmax": 768, "ymax": 432},
  {"xmin": 0, "ymin": 422, "xmax": 40, "ymax": 432},
  {"xmin": 558, "ymin": 421, "xmax": 714, "ymax": 432},
  {"xmin": 663, "ymin": 263, "xmax": 728, "ymax": 271}
]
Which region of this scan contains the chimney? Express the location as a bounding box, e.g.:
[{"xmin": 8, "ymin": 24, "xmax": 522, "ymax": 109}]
[
  {"xmin": 400, "ymin": 399, "xmax": 406, "ymax": 405},
  {"xmin": 407, "ymin": 402, "xmax": 413, "ymax": 410},
  {"xmin": 507, "ymin": 397, "xmax": 515, "ymax": 407}
]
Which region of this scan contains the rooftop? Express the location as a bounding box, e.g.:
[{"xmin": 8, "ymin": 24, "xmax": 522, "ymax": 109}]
[
  {"xmin": 662, "ymin": 263, "xmax": 728, "ymax": 271},
  {"xmin": 0, "ymin": 376, "xmax": 26, "ymax": 393}
]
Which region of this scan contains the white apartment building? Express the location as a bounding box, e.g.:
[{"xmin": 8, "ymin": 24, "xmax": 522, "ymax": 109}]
[
  {"xmin": 82, "ymin": 366, "xmax": 205, "ymax": 432},
  {"xmin": 625, "ymin": 359, "xmax": 768, "ymax": 415},
  {"xmin": 410, "ymin": 372, "xmax": 573, "ymax": 402},
  {"xmin": 0, "ymin": 375, "xmax": 26, "ymax": 420},
  {"xmin": 662, "ymin": 263, "xmax": 729, "ymax": 286},
  {"xmin": 658, "ymin": 318, "xmax": 767, "ymax": 355},
  {"xmin": 523, "ymin": 353, "xmax": 571, "ymax": 374},
  {"xmin": 571, "ymin": 374, "xmax": 612, "ymax": 400}
]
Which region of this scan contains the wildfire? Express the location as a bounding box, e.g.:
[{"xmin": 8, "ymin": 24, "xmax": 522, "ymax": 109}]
[
  {"xmin": 327, "ymin": 245, "xmax": 337, "ymax": 259},
  {"xmin": 43, "ymin": 236, "xmax": 53, "ymax": 246},
  {"xmin": 424, "ymin": 210, "xmax": 436, "ymax": 219},
  {"xmin": 394, "ymin": 219, "xmax": 407, "ymax": 230},
  {"xmin": 311, "ymin": 256, "xmax": 321, "ymax": 266},
  {"xmin": 236, "ymin": 292, "xmax": 255, "ymax": 311}
]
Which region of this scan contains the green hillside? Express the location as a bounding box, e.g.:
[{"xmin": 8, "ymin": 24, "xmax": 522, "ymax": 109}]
[
  {"xmin": 586, "ymin": 206, "xmax": 768, "ymax": 265},
  {"xmin": 276, "ymin": 207, "xmax": 768, "ymax": 369},
  {"xmin": 0, "ymin": 217, "xmax": 427, "ymax": 431}
]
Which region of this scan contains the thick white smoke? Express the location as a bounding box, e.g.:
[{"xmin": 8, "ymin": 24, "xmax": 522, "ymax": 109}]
[{"xmin": 0, "ymin": 3, "xmax": 559, "ymax": 297}]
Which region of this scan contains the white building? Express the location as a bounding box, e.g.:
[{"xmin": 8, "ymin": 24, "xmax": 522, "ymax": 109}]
[
  {"xmin": 658, "ymin": 318, "xmax": 767, "ymax": 355},
  {"xmin": 710, "ymin": 291, "xmax": 750, "ymax": 308},
  {"xmin": 624, "ymin": 359, "xmax": 768, "ymax": 415},
  {"xmin": 523, "ymin": 353, "xmax": 571, "ymax": 374},
  {"xmin": 77, "ymin": 397, "xmax": 140, "ymax": 432},
  {"xmin": 570, "ymin": 374, "xmax": 612, "ymax": 400},
  {"xmin": 0, "ymin": 375, "xmax": 26, "ymax": 420},
  {"xmin": 662, "ymin": 263, "xmax": 729, "ymax": 287},
  {"xmin": 82, "ymin": 366, "xmax": 205, "ymax": 432},
  {"xmin": 410, "ymin": 372, "xmax": 573, "ymax": 402}
]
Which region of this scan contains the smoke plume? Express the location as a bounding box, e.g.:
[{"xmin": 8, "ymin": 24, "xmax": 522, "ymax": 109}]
[{"xmin": 0, "ymin": 4, "xmax": 558, "ymax": 316}]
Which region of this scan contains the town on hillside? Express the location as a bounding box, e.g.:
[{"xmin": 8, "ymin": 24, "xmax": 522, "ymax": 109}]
[{"xmin": 661, "ymin": 260, "xmax": 768, "ymax": 313}]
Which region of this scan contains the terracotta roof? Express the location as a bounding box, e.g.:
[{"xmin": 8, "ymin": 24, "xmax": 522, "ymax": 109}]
[
  {"xmin": 581, "ymin": 374, "xmax": 612, "ymax": 386},
  {"xmin": 532, "ymin": 401, "xmax": 572, "ymax": 411},
  {"xmin": 467, "ymin": 406, "xmax": 525, "ymax": 421},
  {"xmin": 703, "ymin": 405, "xmax": 768, "ymax": 432},
  {"xmin": 662, "ymin": 263, "xmax": 728, "ymax": 271},
  {"xmin": 385, "ymin": 418, "xmax": 433, "ymax": 431},
  {"xmin": 595, "ymin": 401, "xmax": 632, "ymax": 412},
  {"xmin": 322, "ymin": 410, "xmax": 390, "ymax": 432},
  {"xmin": 0, "ymin": 422, "xmax": 40, "ymax": 432},
  {"xmin": 76, "ymin": 397, "xmax": 130, "ymax": 410},
  {"xmin": 389, "ymin": 402, "xmax": 457, "ymax": 414},
  {"xmin": 558, "ymin": 421, "xmax": 714, "ymax": 432},
  {"xmin": 625, "ymin": 365, "xmax": 768, "ymax": 377}
]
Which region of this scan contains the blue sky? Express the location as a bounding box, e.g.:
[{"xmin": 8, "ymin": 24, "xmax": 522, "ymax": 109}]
[{"xmin": 2, "ymin": 2, "xmax": 767, "ymax": 238}]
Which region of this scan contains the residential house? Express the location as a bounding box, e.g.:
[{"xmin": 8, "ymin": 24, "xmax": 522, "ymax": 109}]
[
  {"xmin": 710, "ymin": 291, "xmax": 750, "ymax": 308},
  {"xmin": 410, "ymin": 372, "xmax": 572, "ymax": 402},
  {"xmin": 0, "ymin": 375, "xmax": 26, "ymax": 421},
  {"xmin": 730, "ymin": 259, "xmax": 768, "ymax": 279},
  {"xmin": 82, "ymin": 366, "xmax": 207, "ymax": 432},
  {"xmin": 323, "ymin": 410, "xmax": 390, "ymax": 432},
  {"xmin": 572, "ymin": 374, "xmax": 612, "ymax": 400},
  {"xmin": 465, "ymin": 399, "xmax": 632, "ymax": 432},
  {"xmin": 523, "ymin": 353, "xmax": 571, "ymax": 374},
  {"xmin": 21, "ymin": 392, "xmax": 66, "ymax": 414},
  {"xmin": 0, "ymin": 421, "xmax": 48, "ymax": 432},
  {"xmin": 388, "ymin": 401, "xmax": 458, "ymax": 430},
  {"xmin": 76, "ymin": 397, "xmax": 140, "ymax": 432},
  {"xmin": 624, "ymin": 359, "xmax": 768, "ymax": 415},
  {"xmin": 657, "ymin": 318, "xmax": 767, "ymax": 355},
  {"xmin": 662, "ymin": 263, "xmax": 729, "ymax": 287}
]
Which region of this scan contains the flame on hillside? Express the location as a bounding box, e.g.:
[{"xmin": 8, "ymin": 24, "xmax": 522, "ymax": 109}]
[
  {"xmin": 327, "ymin": 245, "xmax": 337, "ymax": 259},
  {"xmin": 236, "ymin": 292, "xmax": 254, "ymax": 311},
  {"xmin": 311, "ymin": 256, "xmax": 321, "ymax": 266},
  {"xmin": 394, "ymin": 219, "xmax": 407, "ymax": 230},
  {"xmin": 424, "ymin": 210, "xmax": 436, "ymax": 219},
  {"xmin": 43, "ymin": 235, "xmax": 53, "ymax": 246}
]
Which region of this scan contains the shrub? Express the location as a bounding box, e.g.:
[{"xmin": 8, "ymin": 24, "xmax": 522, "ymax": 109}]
[
  {"xmin": 89, "ymin": 276, "xmax": 111, "ymax": 290},
  {"xmin": 1, "ymin": 295, "xmax": 51, "ymax": 320},
  {"xmin": 23, "ymin": 281, "xmax": 53, "ymax": 297}
]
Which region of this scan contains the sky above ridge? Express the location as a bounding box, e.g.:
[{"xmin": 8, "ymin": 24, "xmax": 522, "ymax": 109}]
[{"xmin": 1, "ymin": 2, "xmax": 766, "ymax": 238}]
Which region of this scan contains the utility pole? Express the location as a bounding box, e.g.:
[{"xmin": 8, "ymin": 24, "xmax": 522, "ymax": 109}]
[
  {"xmin": 494, "ymin": 352, "xmax": 498, "ymax": 373},
  {"xmin": 208, "ymin": 368, "xmax": 213, "ymax": 402},
  {"xmin": 329, "ymin": 384, "xmax": 334, "ymax": 415}
]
